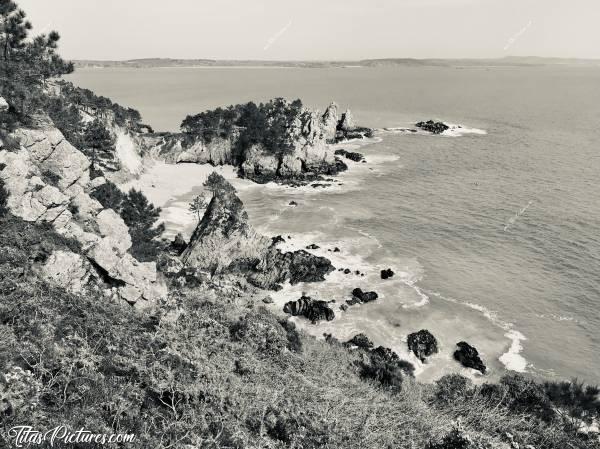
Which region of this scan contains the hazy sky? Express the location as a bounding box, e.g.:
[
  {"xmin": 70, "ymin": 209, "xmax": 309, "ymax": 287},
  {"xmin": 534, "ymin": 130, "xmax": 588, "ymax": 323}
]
[{"xmin": 17, "ymin": 0, "xmax": 598, "ymax": 60}]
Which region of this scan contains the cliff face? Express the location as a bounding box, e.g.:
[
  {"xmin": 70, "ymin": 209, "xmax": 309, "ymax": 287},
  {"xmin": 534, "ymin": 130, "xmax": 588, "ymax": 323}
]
[
  {"xmin": 0, "ymin": 123, "xmax": 167, "ymax": 307},
  {"xmin": 181, "ymin": 179, "xmax": 334, "ymax": 289}
]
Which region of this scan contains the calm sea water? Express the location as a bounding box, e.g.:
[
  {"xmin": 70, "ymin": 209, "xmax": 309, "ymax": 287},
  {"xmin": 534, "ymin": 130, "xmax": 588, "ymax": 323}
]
[{"xmin": 67, "ymin": 66, "xmax": 600, "ymax": 384}]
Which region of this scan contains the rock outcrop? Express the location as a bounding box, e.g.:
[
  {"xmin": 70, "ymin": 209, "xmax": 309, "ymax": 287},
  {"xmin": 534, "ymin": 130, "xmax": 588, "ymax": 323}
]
[
  {"xmin": 283, "ymin": 295, "xmax": 335, "ymax": 323},
  {"xmin": 454, "ymin": 341, "xmax": 486, "ymax": 374},
  {"xmin": 181, "ymin": 176, "xmax": 335, "ymax": 289},
  {"xmin": 141, "ymin": 100, "xmax": 371, "ymax": 185},
  {"xmin": 407, "ymin": 329, "xmax": 439, "ymax": 362},
  {"xmin": 0, "ymin": 124, "xmax": 167, "ymax": 306},
  {"xmin": 415, "ymin": 120, "xmax": 449, "ymax": 134},
  {"xmin": 334, "ymin": 149, "xmax": 365, "ymax": 162}
]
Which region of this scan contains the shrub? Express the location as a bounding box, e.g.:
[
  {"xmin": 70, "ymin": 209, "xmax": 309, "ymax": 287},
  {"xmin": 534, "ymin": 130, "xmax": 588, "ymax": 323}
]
[
  {"xmin": 0, "ymin": 178, "xmax": 8, "ymax": 216},
  {"xmin": 360, "ymin": 346, "xmax": 414, "ymax": 392},
  {"xmin": 435, "ymin": 374, "xmax": 473, "ymax": 405}
]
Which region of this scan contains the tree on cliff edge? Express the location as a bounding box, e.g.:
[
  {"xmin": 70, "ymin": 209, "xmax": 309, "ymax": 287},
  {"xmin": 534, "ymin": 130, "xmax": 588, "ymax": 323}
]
[{"xmin": 0, "ymin": 0, "xmax": 73, "ymax": 116}]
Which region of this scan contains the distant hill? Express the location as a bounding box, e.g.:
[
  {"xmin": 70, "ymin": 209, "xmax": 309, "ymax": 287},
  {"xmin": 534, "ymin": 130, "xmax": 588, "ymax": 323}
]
[{"xmin": 73, "ymin": 56, "xmax": 600, "ymax": 69}]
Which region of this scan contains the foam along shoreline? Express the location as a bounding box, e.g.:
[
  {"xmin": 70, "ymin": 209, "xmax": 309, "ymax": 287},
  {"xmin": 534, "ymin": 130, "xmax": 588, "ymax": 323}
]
[
  {"xmin": 381, "ymin": 122, "xmax": 487, "ymax": 137},
  {"xmin": 119, "ymin": 134, "xmax": 378, "ymax": 239}
]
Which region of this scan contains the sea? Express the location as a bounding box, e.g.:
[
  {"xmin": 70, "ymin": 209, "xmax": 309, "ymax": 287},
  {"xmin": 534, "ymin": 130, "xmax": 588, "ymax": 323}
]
[{"xmin": 66, "ymin": 65, "xmax": 600, "ymax": 384}]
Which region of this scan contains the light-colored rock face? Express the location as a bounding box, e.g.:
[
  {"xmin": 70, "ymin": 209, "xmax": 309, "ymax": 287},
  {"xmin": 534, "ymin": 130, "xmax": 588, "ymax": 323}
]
[
  {"xmin": 241, "ymin": 144, "xmax": 279, "ymax": 179},
  {"xmin": 339, "ymin": 109, "xmax": 356, "ymax": 131},
  {"xmin": 320, "ymin": 102, "xmax": 339, "ymax": 142},
  {"xmin": 0, "ymin": 124, "xmax": 167, "ymax": 306},
  {"xmin": 41, "ymin": 250, "xmax": 92, "ymax": 293},
  {"xmin": 0, "ymin": 96, "xmax": 8, "ymax": 112}
]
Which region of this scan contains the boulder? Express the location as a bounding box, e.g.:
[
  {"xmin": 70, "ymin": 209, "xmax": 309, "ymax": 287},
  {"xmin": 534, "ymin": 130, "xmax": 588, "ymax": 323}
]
[
  {"xmin": 407, "ymin": 329, "xmax": 438, "ymax": 362},
  {"xmin": 352, "ymin": 288, "xmax": 379, "ymax": 303},
  {"xmin": 261, "ymin": 296, "xmax": 274, "ymax": 304},
  {"xmin": 381, "ymin": 268, "xmax": 394, "ymax": 280},
  {"xmin": 454, "ymin": 341, "xmax": 486, "ymax": 374},
  {"xmin": 283, "ymin": 295, "xmax": 335, "ymax": 323},
  {"xmin": 0, "ymin": 96, "xmax": 8, "ymax": 112},
  {"xmin": 41, "ymin": 250, "xmax": 92, "ymax": 293},
  {"xmin": 306, "ymin": 243, "xmax": 320, "ymax": 250}
]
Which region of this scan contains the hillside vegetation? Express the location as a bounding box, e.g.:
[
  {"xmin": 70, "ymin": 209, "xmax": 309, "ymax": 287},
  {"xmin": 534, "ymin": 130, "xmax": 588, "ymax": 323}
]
[{"xmin": 1, "ymin": 1, "xmax": 599, "ymax": 448}]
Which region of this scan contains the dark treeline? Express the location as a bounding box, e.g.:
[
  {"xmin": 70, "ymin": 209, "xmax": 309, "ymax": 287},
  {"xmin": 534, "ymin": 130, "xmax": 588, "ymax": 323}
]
[{"xmin": 181, "ymin": 98, "xmax": 304, "ymax": 162}]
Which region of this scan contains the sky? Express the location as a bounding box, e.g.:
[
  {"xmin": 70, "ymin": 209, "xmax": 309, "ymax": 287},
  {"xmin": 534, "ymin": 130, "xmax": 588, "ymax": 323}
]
[{"xmin": 16, "ymin": 0, "xmax": 599, "ymax": 61}]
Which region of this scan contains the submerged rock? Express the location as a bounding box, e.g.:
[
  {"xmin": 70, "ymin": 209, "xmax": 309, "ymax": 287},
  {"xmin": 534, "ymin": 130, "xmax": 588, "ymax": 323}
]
[
  {"xmin": 283, "ymin": 295, "xmax": 335, "ymax": 323},
  {"xmin": 415, "ymin": 120, "xmax": 449, "ymax": 134},
  {"xmin": 407, "ymin": 329, "xmax": 439, "ymax": 362},
  {"xmin": 306, "ymin": 243, "xmax": 320, "ymax": 250},
  {"xmin": 454, "ymin": 341, "xmax": 486, "ymax": 374}
]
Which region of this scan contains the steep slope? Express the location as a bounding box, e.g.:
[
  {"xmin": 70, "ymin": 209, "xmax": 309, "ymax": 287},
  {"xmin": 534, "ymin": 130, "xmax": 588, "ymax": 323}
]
[{"xmin": 0, "ymin": 119, "xmax": 167, "ymax": 306}]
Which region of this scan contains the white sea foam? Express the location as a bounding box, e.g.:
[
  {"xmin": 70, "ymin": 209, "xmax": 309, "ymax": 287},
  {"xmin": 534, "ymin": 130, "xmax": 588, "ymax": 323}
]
[
  {"xmin": 426, "ymin": 290, "xmax": 529, "ymax": 372},
  {"xmin": 441, "ymin": 123, "xmax": 487, "ymax": 137},
  {"xmin": 498, "ymin": 330, "xmax": 528, "ymax": 372},
  {"xmin": 380, "ymin": 123, "xmax": 487, "ymax": 137}
]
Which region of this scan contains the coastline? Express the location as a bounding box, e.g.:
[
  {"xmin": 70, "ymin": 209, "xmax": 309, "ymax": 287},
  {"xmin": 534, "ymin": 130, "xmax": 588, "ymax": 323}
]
[{"xmin": 122, "ymin": 129, "xmax": 528, "ymax": 383}]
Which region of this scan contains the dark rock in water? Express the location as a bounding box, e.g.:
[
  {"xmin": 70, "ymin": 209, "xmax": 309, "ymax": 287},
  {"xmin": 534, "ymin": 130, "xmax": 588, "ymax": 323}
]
[
  {"xmin": 335, "ymin": 148, "xmax": 365, "ymax": 162},
  {"xmin": 415, "ymin": 120, "xmax": 449, "ymax": 134},
  {"xmin": 340, "ymin": 304, "xmax": 349, "ymax": 312},
  {"xmin": 454, "ymin": 341, "xmax": 486, "ymax": 374},
  {"xmin": 306, "ymin": 244, "xmax": 320, "ymax": 250},
  {"xmin": 407, "ymin": 329, "xmax": 438, "ymax": 362},
  {"xmin": 311, "ymin": 183, "xmax": 330, "ymax": 189},
  {"xmin": 272, "ymin": 235, "xmax": 285, "ymax": 245},
  {"xmin": 283, "ymin": 295, "xmax": 335, "ymax": 323},
  {"xmin": 170, "ymin": 233, "xmax": 188, "ymax": 255},
  {"xmin": 381, "ymin": 268, "xmax": 395, "ymax": 280},
  {"xmin": 346, "ymin": 333, "xmax": 374, "ymax": 350},
  {"xmin": 354, "ymin": 270, "xmax": 360, "ymax": 275},
  {"xmin": 289, "ymin": 201, "xmax": 298, "ymax": 206},
  {"xmin": 262, "ymin": 296, "xmax": 274, "ymax": 304},
  {"xmin": 333, "ymin": 247, "xmax": 341, "ymax": 253},
  {"xmin": 352, "ymin": 288, "xmax": 379, "ymax": 303},
  {"xmin": 346, "ymin": 297, "xmax": 361, "ymax": 306},
  {"xmin": 344, "ymin": 268, "xmax": 351, "ymax": 274}
]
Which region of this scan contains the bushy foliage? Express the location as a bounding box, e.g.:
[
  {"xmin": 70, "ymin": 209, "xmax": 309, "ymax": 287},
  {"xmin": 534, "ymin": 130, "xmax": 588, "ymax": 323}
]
[
  {"xmin": 90, "ymin": 181, "xmax": 164, "ymax": 261},
  {"xmin": 435, "ymin": 374, "xmax": 473, "ymax": 405},
  {"xmin": 359, "ymin": 346, "xmax": 415, "ymax": 392},
  {"xmin": 0, "ymin": 177, "xmax": 8, "ymax": 216},
  {"xmin": 0, "ymin": 0, "xmax": 73, "ymax": 117},
  {"xmin": 181, "ymin": 98, "xmax": 303, "ymax": 161}
]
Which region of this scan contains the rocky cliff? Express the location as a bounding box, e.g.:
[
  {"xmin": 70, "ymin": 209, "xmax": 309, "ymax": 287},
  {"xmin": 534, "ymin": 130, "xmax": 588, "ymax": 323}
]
[
  {"xmin": 181, "ymin": 177, "xmax": 334, "ymax": 289},
  {"xmin": 0, "ymin": 120, "xmax": 167, "ymax": 307},
  {"xmin": 140, "ymin": 101, "xmax": 371, "ymax": 185}
]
